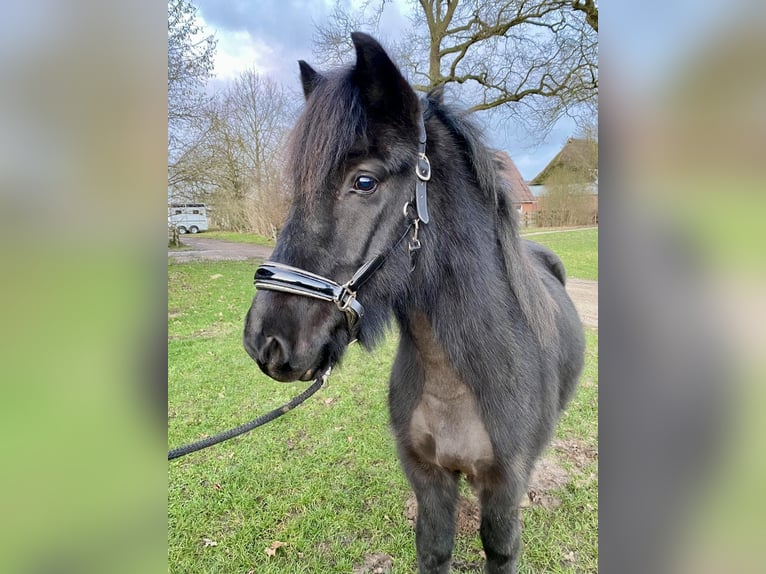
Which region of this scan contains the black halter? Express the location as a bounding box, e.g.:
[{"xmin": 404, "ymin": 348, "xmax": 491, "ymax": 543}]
[{"xmin": 254, "ymin": 107, "xmax": 431, "ymax": 339}]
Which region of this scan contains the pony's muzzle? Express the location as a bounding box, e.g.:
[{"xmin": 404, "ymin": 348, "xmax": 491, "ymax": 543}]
[
  {"xmin": 245, "ymin": 284, "xmax": 350, "ymax": 384},
  {"xmin": 244, "ymin": 306, "xmax": 335, "ymax": 383}
]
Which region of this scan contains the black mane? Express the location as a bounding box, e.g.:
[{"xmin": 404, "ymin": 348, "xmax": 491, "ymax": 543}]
[{"xmin": 421, "ymin": 92, "xmax": 557, "ymax": 342}]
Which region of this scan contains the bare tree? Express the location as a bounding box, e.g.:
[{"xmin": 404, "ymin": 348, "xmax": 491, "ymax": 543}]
[
  {"xmin": 175, "ymin": 71, "xmax": 295, "ymax": 234},
  {"xmin": 167, "ymin": 0, "xmax": 216, "ymax": 197},
  {"xmin": 314, "ymin": 0, "xmax": 597, "ymax": 138},
  {"xmin": 167, "ymin": 112, "xmax": 220, "ymax": 204},
  {"xmin": 314, "ymin": 1, "xmax": 389, "ymax": 67},
  {"xmin": 226, "ymin": 72, "xmax": 290, "ymax": 193}
]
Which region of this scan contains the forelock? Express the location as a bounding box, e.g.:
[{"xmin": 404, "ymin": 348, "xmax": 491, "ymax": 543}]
[{"xmin": 285, "ymin": 69, "xmax": 366, "ymax": 198}]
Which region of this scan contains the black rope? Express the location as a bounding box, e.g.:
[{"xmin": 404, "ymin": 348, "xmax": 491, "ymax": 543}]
[{"xmin": 168, "ymin": 373, "xmax": 326, "ymax": 460}]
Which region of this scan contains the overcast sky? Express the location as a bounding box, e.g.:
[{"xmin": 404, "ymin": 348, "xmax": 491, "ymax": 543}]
[{"xmin": 193, "ymin": 0, "xmax": 585, "ymax": 181}]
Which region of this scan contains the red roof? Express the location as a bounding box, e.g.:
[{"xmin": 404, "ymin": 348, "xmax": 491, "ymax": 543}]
[{"xmin": 495, "ymin": 151, "xmax": 536, "ymax": 204}]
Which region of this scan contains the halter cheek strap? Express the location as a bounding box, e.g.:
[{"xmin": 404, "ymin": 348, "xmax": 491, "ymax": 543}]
[
  {"xmin": 254, "ymin": 104, "xmax": 431, "ymax": 339},
  {"xmin": 414, "ymin": 109, "xmax": 430, "ymax": 224}
]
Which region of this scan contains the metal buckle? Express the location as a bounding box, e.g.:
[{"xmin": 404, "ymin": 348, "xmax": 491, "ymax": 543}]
[
  {"xmin": 416, "ymin": 153, "xmax": 431, "ymax": 181},
  {"xmin": 320, "ymin": 366, "xmax": 333, "ymax": 385},
  {"xmin": 408, "ymin": 218, "xmax": 421, "ymax": 252},
  {"xmin": 336, "ymin": 283, "xmax": 357, "ymax": 312}
]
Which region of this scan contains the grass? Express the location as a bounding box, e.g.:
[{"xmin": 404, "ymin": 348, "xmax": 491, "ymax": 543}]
[
  {"xmin": 202, "ymin": 230, "xmax": 276, "ymax": 246},
  {"xmin": 168, "ymin": 259, "xmax": 598, "ymax": 573},
  {"xmin": 522, "ymin": 227, "xmax": 598, "ymax": 281},
  {"xmin": 519, "ymin": 225, "xmax": 595, "ymax": 235}
]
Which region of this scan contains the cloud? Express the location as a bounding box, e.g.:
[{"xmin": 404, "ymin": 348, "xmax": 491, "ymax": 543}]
[
  {"xmin": 206, "ymin": 26, "xmax": 276, "ymax": 81},
  {"xmin": 196, "ymin": 0, "xmax": 330, "ymax": 58},
  {"xmin": 196, "ymin": 0, "xmax": 338, "ymax": 88}
]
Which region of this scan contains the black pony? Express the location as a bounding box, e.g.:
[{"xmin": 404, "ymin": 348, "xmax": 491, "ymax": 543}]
[{"xmin": 244, "ymin": 33, "xmax": 584, "ymax": 574}]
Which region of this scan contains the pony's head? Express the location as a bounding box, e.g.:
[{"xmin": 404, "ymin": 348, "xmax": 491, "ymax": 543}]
[{"xmin": 244, "ymin": 33, "xmax": 423, "ymax": 382}]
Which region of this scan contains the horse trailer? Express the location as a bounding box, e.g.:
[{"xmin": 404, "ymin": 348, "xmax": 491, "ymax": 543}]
[{"xmin": 169, "ymin": 203, "xmax": 208, "ymax": 234}]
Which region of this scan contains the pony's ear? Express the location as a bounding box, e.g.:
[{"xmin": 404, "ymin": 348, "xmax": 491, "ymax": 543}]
[
  {"xmin": 298, "ymin": 60, "xmax": 322, "ymax": 99},
  {"xmin": 351, "ymin": 32, "xmax": 417, "ymax": 120},
  {"xmin": 427, "ymin": 84, "xmax": 445, "ymax": 105}
]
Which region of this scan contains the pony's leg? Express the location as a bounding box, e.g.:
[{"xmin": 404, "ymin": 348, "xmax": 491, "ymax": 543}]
[
  {"xmin": 403, "ymin": 452, "xmax": 460, "ymax": 574},
  {"xmin": 477, "ymin": 477, "xmax": 525, "ymax": 574}
]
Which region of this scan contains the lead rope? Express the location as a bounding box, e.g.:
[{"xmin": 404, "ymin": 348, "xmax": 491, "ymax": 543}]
[{"xmin": 168, "ymin": 368, "xmax": 331, "ymax": 460}]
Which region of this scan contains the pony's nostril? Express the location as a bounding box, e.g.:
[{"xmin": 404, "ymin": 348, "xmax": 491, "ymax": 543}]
[{"xmin": 260, "ymin": 335, "xmax": 289, "ymax": 369}]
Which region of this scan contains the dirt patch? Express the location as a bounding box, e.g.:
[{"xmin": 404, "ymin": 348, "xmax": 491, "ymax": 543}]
[
  {"xmin": 404, "ymin": 495, "xmax": 418, "ymax": 525},
  {"xmin": 451, "ymin": 559, "xmax": 485, "ymax": 572},
  {"xmin": 525, "ymin": 456, "xmax": 570, "ymax": 509},
  {"xmin": 526, "ymin": 441, "xmax": 598, "ymax": 507},
  {"xmin": 566, "ymin": 278, "xmax": 598, "ymax": 329},
  {"xmin": 403, "ymin": 492, "xmax": 484, "ymax": 535},
  {"xmin": 352, "ymin": 552, "xmax": 393, "ymax": 574},
  {"xmin": 168, "ymin": 236, "xmax": 273, "ymax": 263},
  {"xmin": 551, "ymin": 438, "xmax": 598, "ymax": 471},
  {"xmin": 455, "ymin": 496, "xmax": 481, "ymax": 534}
]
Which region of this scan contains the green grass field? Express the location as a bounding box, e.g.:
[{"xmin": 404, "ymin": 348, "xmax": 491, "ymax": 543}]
[
  {"xmin": 521, "ymin": 228, "xmax": 598, "ymax": 281},
  {"xmin": 201, "ymin": 230, "xmax": 276, "ymax": 246},
  {"xmin": 168, "ymin": 257, "xmax": 598, "ymax": 573}
]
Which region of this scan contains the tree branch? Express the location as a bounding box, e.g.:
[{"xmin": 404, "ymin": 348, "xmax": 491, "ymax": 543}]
[
  {"xmin": 310, "ymin": 0, "xmax": 598, "ymax": 141},
  {"xmin": 572, "ymin": 0, "xmax": 598, "ymax": 32}
]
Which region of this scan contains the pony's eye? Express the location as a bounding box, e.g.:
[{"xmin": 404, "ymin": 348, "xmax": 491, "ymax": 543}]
[{"xmin": 352, "ymin": 175, "xmax": 378, "ymax": 195}]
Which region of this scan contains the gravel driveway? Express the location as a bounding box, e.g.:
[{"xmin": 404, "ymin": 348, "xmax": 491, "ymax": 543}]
[
  {"xmin": 170, "ymin": 236, "xmax": 598, "ymax": 329},
  {"xmin": 169, "ymin": 236, "xmax": 274, "ymax": 262}
]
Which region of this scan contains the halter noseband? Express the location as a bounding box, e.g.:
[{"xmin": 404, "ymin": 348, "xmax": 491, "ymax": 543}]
[{"xmin": 254, "ymin": 106, "xmax": 431, "ymax": 339}]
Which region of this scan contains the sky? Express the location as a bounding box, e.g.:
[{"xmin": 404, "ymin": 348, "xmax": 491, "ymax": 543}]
[{"xmin": 192, "ymin": 0, "xmax": 586, "ymax": 181}]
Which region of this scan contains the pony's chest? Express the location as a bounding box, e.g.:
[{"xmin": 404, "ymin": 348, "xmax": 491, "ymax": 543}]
[{"xmin": 407, "ymin": 316, "xmax": 495, "ymax": 477}]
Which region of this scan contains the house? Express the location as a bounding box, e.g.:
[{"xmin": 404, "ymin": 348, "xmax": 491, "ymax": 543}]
[
  {"xmin": 529, "ymin": 137, "xmax": 598, "ymax": 223},
  {"xmin": 494, "ymin": 150, "xmax": 538, "ymax": 218},
  {"xmin": 529, "ymin": 137, "xmax": 598, "ymax": 196}
]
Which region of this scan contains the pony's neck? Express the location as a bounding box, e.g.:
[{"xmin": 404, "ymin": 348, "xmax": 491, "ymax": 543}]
[{"xmin": 409, "ymin": 103, "xmax": 555, "ymax": 346}]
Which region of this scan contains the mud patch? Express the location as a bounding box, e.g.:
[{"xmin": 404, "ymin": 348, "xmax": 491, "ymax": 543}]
[
  {"xmin": 455, "ymin": 496, "xmax": 481, "ymax": 534},
  {"xmin": 452, "ymin": 558, "xmax": 485, "ymax": 572},
  {"xmin": 525, "ymin": 455, "xmax": 570, "ymax": 509},
  {"xmin": 352, "ymin": 552, "xmax": 393, "ymax": 574},
  {"xmin": 404, "ymin": 495, "xmax": 417, "ymax": 526},
  {"xmin": 404, "ymin": 494, "xmax": 481, "ymax": 535},
  {"xmin": 526, "ymin": 440, "xmax": 598, "ymax": 507},
  {"xmin": 551, "ymin": 438, "xmax": 598, "ymax": 473}
]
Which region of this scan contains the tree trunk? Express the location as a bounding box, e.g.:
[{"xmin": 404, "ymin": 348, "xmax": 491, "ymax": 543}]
[{"xmin": 168, "ymin": 225, "xmax": 181, "ymax": 247}]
